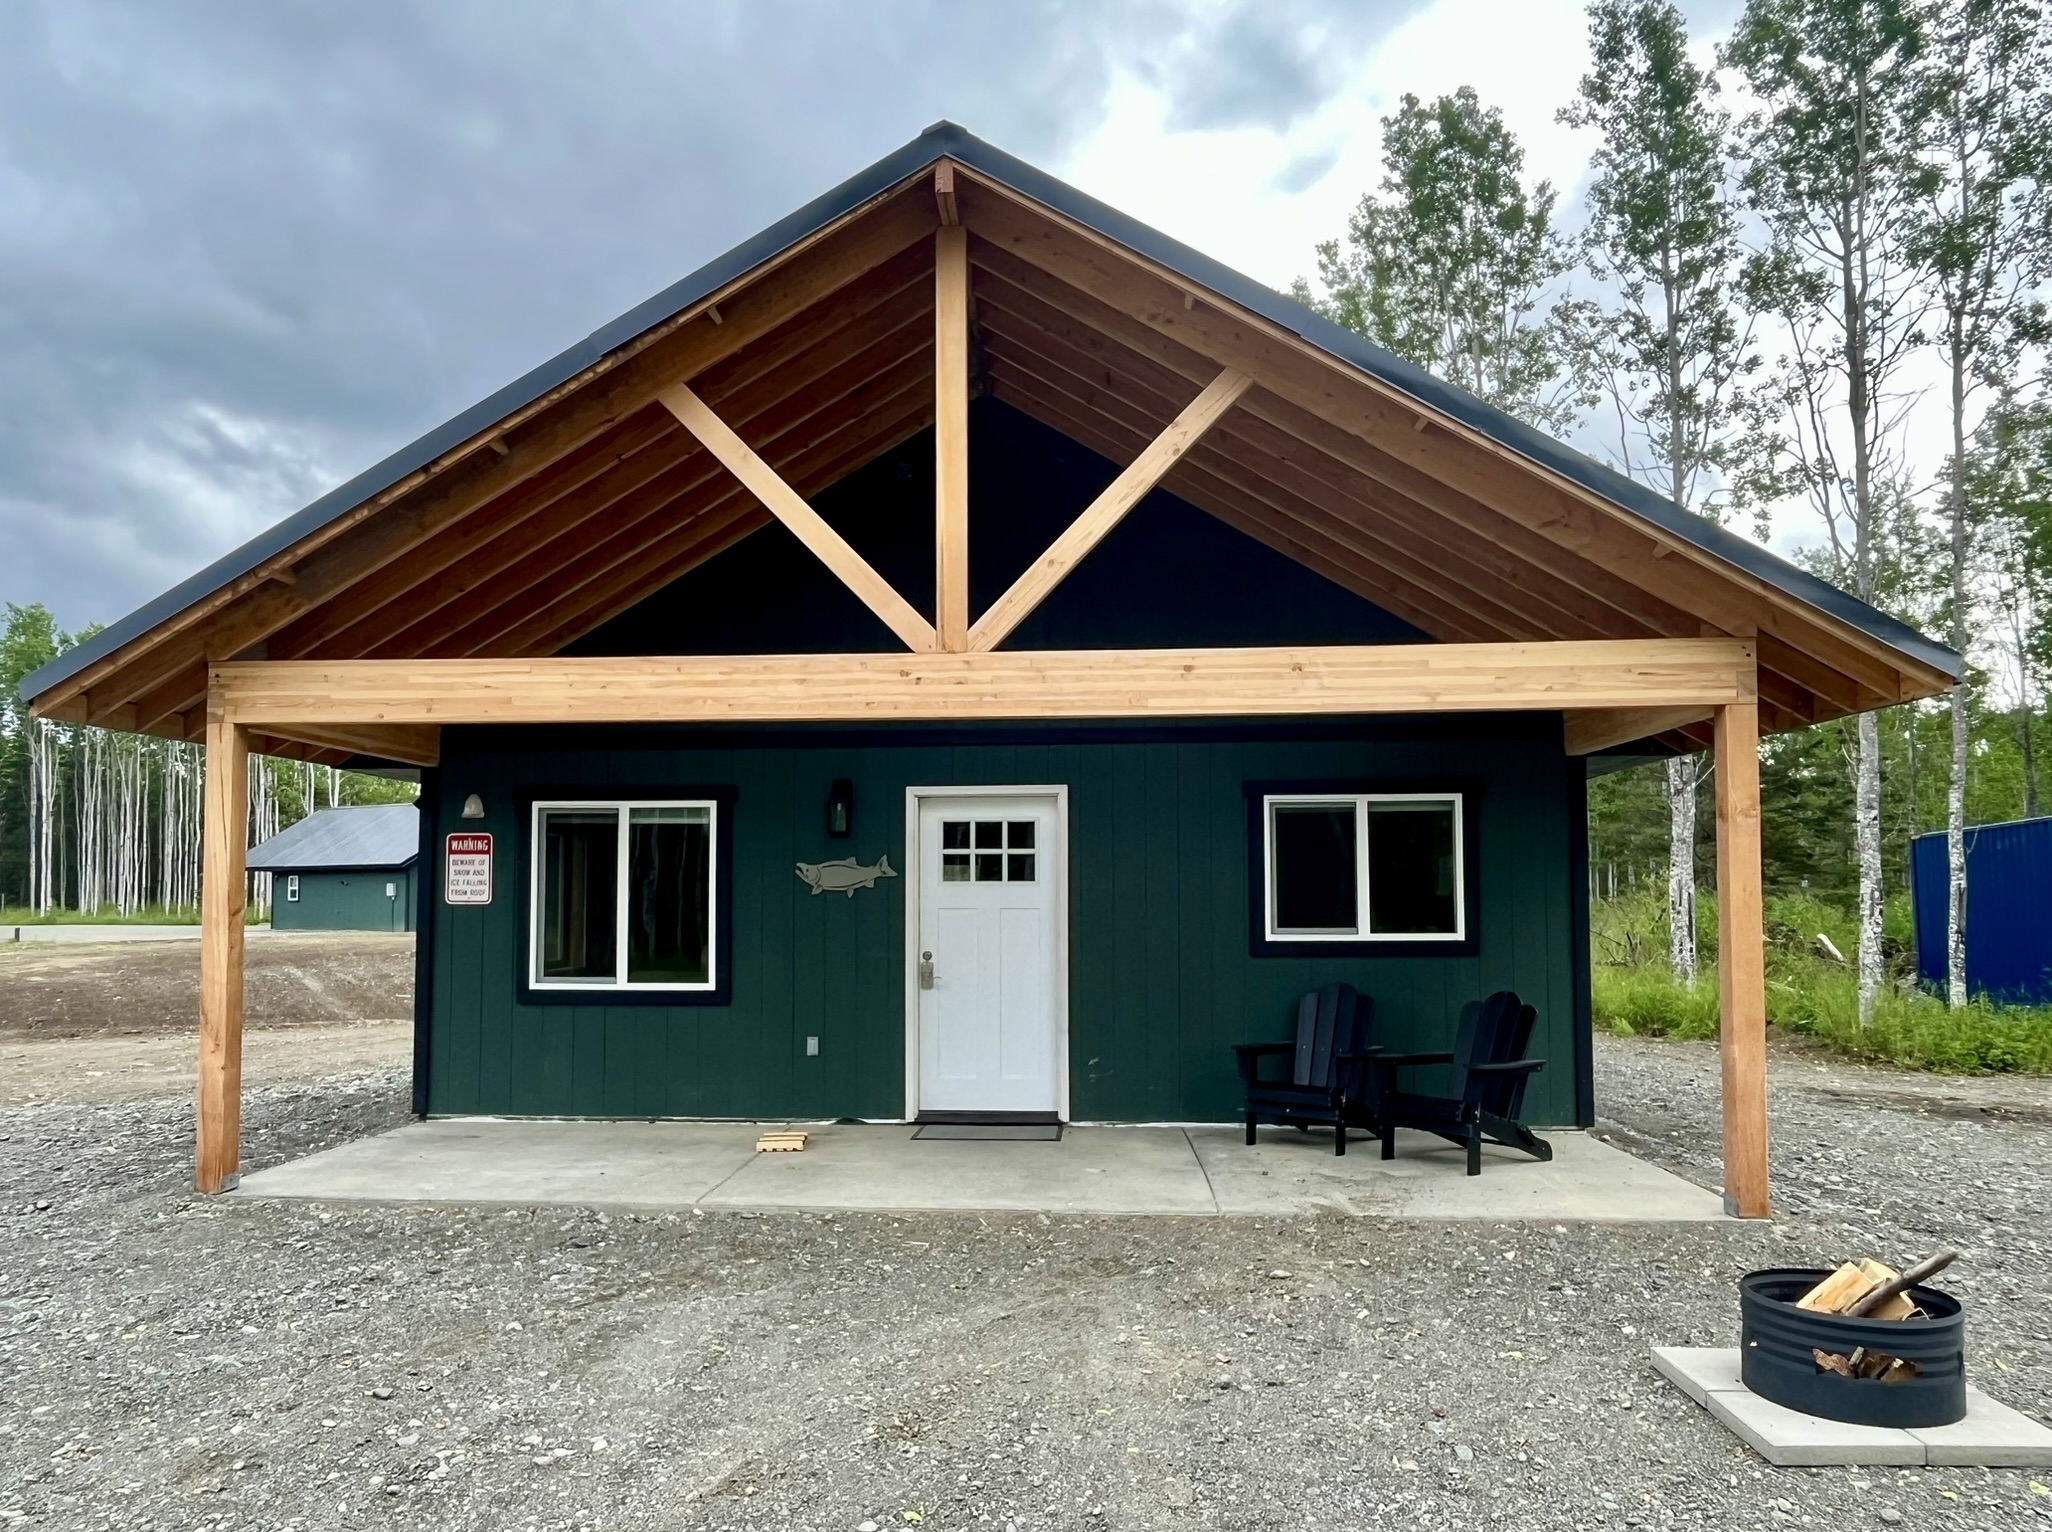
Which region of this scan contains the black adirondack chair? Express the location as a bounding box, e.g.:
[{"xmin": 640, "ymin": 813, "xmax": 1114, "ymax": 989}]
[
  {"xmin": 1232, "ymin": 984, "xmax": 1378, "ymax": 1155},
  {"xmin": 1365, "ymin": 990, "xmax": 1550, "ymax": 1175}
]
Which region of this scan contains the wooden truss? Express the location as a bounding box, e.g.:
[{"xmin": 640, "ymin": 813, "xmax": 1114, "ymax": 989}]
[{"xmin": 46, "ymin": 155, "xmax": 1876, "ymax": 1220}]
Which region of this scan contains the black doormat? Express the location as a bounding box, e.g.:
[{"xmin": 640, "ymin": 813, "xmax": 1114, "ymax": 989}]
[{"xmin": 911, "ymin": 1123, "xmax": 1064, "ymax": 1141}]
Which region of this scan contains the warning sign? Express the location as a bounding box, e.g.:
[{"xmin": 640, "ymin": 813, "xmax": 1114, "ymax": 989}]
[{"xmin": 445, "ymin": 832, "xmax": 493, "ymax": 906}]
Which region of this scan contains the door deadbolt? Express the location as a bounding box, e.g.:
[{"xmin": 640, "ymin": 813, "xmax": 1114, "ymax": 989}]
[{"xmin": 918, "ymin": 950, "xmax": 935, "ymax": 989}]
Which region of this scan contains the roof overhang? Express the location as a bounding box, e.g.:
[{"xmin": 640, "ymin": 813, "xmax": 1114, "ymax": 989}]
[{"xmin": 22, "ymin": 122, "xmax": 1957, "ymax": 766}]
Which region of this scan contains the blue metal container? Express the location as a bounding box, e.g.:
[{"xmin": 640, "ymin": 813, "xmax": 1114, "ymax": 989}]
[{"xmin": 1910, "ymin": 816, "xmax": 2052, "ymax": 1002}]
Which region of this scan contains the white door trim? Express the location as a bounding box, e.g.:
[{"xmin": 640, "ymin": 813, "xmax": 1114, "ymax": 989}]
[{"xmin": 903, "ymin": 783, "xmax": 1070, "ymax": 1122}]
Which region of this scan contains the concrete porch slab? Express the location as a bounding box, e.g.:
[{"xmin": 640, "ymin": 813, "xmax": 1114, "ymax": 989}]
[
  {"xmin": 1652, "ymin": 1346, "xmax": 2052, "ymax": 1468},
  {"xmin": 1191, "ymin": 1127, "xmax": 1726, "ymax": 1220},
  {"xmin": 235, "ymin": 1118, "xmax": 1728, "ymax": 1221}
]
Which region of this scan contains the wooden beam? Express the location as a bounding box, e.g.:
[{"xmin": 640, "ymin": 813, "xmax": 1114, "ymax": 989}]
[
  {"xmin": 1715, "ymin": 698, "xmax": 1770, "ymax": 1219},
  {"xmin": 955, "ymin": 177, "xmax": 1950, "ymax": 706},
  {"xmin": 935, "ymin": 161, "xmax": 960, "ymax": 226},
  {"xmin": 969, "ymin": 368, "xmax": 1251, "ymax": 651},
  {"xmin": 658, "ymin": 382, "xmax": 937, "ymax": 652},
  {"xmin": 1563, "ymin": 706, "xmax": 1715, "ymax": 756},
  {"xmin": 212, "ymin": 638, "xmax": 1757, "ymax": 727},
  {"xmin": 37, "ymin": 189, "xmax": 939, "ymax": 718},
  {"xmin": 197, "ymin": 698, "xmax": 249, "ymax": 1195},
  {"xmin": 934, "ymin": 224, "xmax": 972, "ymax": 650},
  {"xmin": 250, "ymin": 721, "xmax": 443, "ymax": 766}
]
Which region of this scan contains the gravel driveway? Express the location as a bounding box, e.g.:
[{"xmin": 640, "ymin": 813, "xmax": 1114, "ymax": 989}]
[{"xmin": 2, "ymin": 1036, "xmax": 2047, "ymax": 1531}]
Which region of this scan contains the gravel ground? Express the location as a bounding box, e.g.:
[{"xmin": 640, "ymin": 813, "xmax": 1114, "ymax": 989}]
[{"xmin": 2, "ymin": 1037, "xmax": 2049, "ymax": 1531}]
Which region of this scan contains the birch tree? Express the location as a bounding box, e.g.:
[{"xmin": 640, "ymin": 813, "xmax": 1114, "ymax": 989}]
[
  {"xmin": 1565, "ymin": 0, "xmax": 1770, "ymax": 983},
  {"xmin": 1904, "ymin": 0, "xmax": 2051, "ymax": 1007},
  {"xmin": 1727, "ymin": 0, "xmax": 1931, "ymax": 1025},
  {"xmin": 1301, "ymin": 86, "xmax": 1593, "ymax": 431}
]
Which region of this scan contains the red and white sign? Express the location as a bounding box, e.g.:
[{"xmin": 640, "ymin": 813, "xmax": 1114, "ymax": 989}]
[{"xmin": 444, "ymin": 832, "xmax": 493, "ymax": 906}]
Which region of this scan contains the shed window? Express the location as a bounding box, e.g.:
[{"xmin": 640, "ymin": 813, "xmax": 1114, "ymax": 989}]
[
  {"xmin": 530, "ymin": 801, "xmax": 717, "ymax": 991},
  {"xmin": 1262, "ymin": 793, "xmax": 1463, "ymax": 942},
  {"xmin": 285, "ymin": 874, "xmax": 300, "ymax": 903}
]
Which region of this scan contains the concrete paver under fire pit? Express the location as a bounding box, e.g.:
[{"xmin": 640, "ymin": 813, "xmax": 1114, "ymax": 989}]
[{"xmin": 233, "ymin": 1118, "xmax": 1727, "ymax": 1219}]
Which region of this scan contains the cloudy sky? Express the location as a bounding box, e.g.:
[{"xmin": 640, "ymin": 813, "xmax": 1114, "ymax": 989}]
[{"xmin": 1, "ymin": 0, "xmax": 1744, "ymax": 636}]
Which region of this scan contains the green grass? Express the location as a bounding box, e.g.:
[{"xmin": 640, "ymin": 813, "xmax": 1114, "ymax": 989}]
[
  {"xmin": 1591, "ymin": 888, "xmax": 2052, "ymax": 1074},
  {"xmin": 0, "ymin": 904, "xmax": 201, "ymax": 926}
]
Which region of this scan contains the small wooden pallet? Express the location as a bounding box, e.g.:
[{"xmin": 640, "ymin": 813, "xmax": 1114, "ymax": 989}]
[{"xmin": 755, "ymin": 1130, "xmax": 808, "ymax": 1153}]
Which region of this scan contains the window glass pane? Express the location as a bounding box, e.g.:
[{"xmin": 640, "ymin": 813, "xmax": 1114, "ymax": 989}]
[
  {"xmin": 1007, "ymin": 853, "xmax": 1035, "ymax": 882},
  {"xmin": 1367, "ymin": 803, "xmax": 1459, "ymax": 935},
  {"xmin": 942, "ymin": 853, "xmax": 970, "ymax": 882},
  {"xmin": 1271, "ymin": 803, "xmax": 1358, "ymax": 933},
  {"xmin": 539, "ymin": 809, "xmax": 618, "ymax": 981},
  {"xmin": 627, "ymin": 806, "xmax": 712, "ymax": 984},
  {"xmin": 974, "ymin": 820, "xmax": 1003, "ymax": 849},
  {"xmin": 942, "ymin": 821, "xmax": 970, "ymax": 850},
  {"xmin": 1007, "ymin": 821, "xmax": 1035, "ymax": 849},
  {"xmin": 974, "ymin": 852, "xmax": 1004, "ymax": 882}
]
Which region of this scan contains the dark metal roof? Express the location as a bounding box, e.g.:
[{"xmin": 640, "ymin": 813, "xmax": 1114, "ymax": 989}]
[
  {"xmin": 22, "ymin": 120, "xmax": 1958, "ymax": 704},
  {"xmin": 246, "ymin": 803, "xmax": 419, "ymax": 871}
]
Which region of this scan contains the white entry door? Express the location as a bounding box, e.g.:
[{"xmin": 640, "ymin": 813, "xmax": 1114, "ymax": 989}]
[{"xmin": 912, "ymin": 790, "xmax": 1064, "ymax": 1117}]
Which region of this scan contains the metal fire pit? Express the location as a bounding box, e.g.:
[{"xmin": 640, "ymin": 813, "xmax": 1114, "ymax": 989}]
[{"xmin": 1739, "ymin": 1268, "xmax": 1966, "ymax": 1428}]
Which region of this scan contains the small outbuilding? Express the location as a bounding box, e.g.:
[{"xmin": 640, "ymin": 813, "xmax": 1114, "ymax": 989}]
[
  {"xmin": 246, "ymin": 804, "xmax": 420, "ymax": 932},
  {"xmin": 18, "ymin": 123, "xmax": 1959, "ymax": 1212}
]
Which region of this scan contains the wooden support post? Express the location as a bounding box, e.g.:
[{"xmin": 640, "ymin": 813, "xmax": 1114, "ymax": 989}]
[
  {"xmin": 659, "ymin": 382, "xmax": 937, "ymax": 652},
  {"xmin": 1715, "ymin": 698, "xmax": 1769, "ymax": 1219},
  {"xmin": 935, "ymin": 222, "xmax": 971, "ymax": 651},
  {"xmin": 197, "ymin": 694, "xmax": 250, "ymax": 1194},
  {"xmin": 968, "ymin": 368, "xmax": 1251, "ymax": 651}
]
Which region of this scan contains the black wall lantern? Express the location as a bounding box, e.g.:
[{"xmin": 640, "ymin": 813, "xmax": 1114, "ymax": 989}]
[{"xmin": 826, "ymin": 778, "xmax": 855, "ymax": 839}]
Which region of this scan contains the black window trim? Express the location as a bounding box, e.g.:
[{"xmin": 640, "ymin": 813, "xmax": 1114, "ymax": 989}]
[
  {"xmin": 515, "ymin": 783, "xmax": 737, "ymax": 1007},
  {"xmin": 1243, "ymin": 778, "xmax": 1481, "ymax": 958}
]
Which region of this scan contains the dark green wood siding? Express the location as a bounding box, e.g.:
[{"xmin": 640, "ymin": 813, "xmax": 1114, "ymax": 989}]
[
  {"xmin": 274, "ymin": 869, "xmax": 415, "ymax": 931},
  {"xmin": 421, "ymin": 720, "xmax": 1590, "ymax": 1126}
]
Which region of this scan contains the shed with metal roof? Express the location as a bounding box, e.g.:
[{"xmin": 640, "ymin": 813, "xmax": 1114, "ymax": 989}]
[{"xmin": 247, "ymin": 804, "xmax": 419, "ymax": 932}]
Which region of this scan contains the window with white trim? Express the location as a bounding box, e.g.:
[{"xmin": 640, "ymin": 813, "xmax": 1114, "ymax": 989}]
[
  {"xmin": 530, "ymin": 800, "xmax": 717, "ymax": 990},
  {"xmin": 284, "ymin": 874, "xmax": 300, "ymax": 903},
  {"xmin": 1262, "ymin": 793, "xmax": 1463, "ymax": 942}
]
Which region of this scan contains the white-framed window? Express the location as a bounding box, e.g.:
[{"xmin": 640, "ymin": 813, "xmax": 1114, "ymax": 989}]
[
  {"xmin": 529, "ymin": 800, "xmax": 718, "ymax": 991},
  {"xmin": 285, "ymin": 874, "xmax": 300, "ymax": 903},
  {"xmin": 1261, "ymin": 792, "xmax": 1464, "ymax": 942}
]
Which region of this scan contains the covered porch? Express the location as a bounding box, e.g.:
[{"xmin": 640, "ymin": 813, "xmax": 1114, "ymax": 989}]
[{"xmin": 20, "ymin": 126, "xmax": 1959, "ymax": 1222}]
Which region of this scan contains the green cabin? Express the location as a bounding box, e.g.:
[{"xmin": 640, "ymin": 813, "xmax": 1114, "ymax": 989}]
[
  {"xmin": 19, "ymin": 126, "xmax": 1956, "ymax": 1201},
  {"xmin": 247, "ymin": 804, "xmax": 419, "ymax": 933}
]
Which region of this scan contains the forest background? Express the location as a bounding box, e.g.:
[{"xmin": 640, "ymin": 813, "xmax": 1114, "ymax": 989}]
[{"xmin": 5, "ymin": 0, "xmax": 2052, "ymax": 1075}]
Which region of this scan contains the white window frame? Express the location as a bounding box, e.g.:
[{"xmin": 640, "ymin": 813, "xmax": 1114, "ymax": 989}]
[
  {"xmin": 284, "ymin": 874, "xmax": 300, "ymax": 903},
  {"xmin": 528, "ymin": 798, "xmax": 719, "ymax": 992},
  {"xmin": 1261, "ymin": 792, "xmax": 1465, "ymax": 943}
]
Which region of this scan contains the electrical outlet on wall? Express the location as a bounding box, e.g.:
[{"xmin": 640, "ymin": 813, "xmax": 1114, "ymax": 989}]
[{"xmin": 805, "ymin": 1036, "xmax": 820, "ymax": 1057}]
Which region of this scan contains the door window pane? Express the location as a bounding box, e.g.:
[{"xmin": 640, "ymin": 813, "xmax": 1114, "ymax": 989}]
[
  {"xmin": 974, "ymin": 820, "xmax": 1004, "ymax": 849},
  {"xmin": 942, "ymin": 821, "xmax": 970, "ymax": 850},
  {"xmin": 974, "ymin": 852, "xmax": 1004, "ymax": 882},
  {"xmin": 1007, "ymin": 853, "xmax": 1036, "ymax": 882},
  {"xmin": 942, "ymin": 853, "xmax": 970, "ymax": 882},
  {"xmin": 1007, "ymin": 821, "xmax": 1035, "ymax": 849},
  {"xmin": 627, "ymin": 806, "xmax": 712, "ymax": 984},
  {"xmin": 538, "ymin": 809, "xmax": 618, "ymax": 981},
  {"xmin": 1270, "ymin": 803, "xmax": 1358, "ymax": 934},
  {"xmin": 1367, "ymin": 803, "xmax": 1458, "ymax": 935}
]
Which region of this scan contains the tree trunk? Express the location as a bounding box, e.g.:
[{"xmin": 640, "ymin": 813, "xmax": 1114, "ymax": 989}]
[
  {"xmin": 1856, "ymin": 710, "xmax": 1885, "ymax": 1026},
  {"xmin": 1946, "ymin": 339, "xmax": 1970, "ymax": 1009},
  {"xmin": 1947, "ymin": 687, "xmax": 1969, "ymax": 1007},
  {"xmin": 1667, "ymin": 755, "xmax": 1697, "ymax": 981},
  {"xmin": 2022, "ymin": 703, "xmax": 2040, "ymax": 819}
]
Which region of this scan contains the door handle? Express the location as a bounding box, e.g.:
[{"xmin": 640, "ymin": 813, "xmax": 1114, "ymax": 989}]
[{"xmin": 918, "ymin": 950, "xmax": 935, "ymax": 989}]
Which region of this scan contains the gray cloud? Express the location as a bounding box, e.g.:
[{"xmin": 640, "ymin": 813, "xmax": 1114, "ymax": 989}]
[{"xmin": 0, "ymin": 0, "xmax": 1421, "ymax": 633}]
